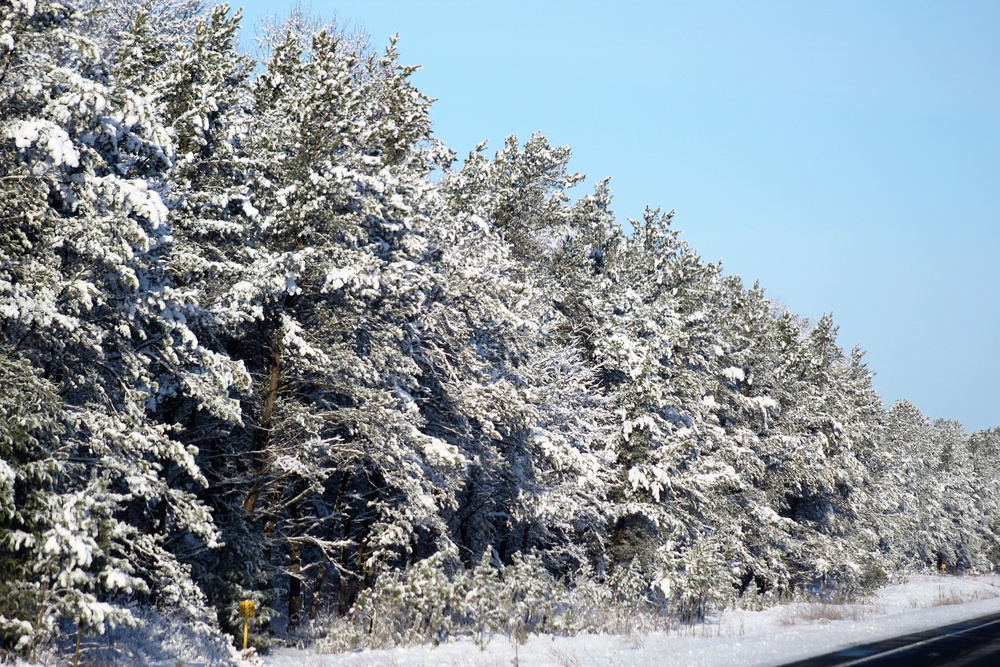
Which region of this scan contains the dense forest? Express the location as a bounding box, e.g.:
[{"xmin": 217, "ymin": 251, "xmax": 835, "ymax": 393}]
[{"xmin": 1, "ymin": 1, "xmax": 998, "ymax": 664}]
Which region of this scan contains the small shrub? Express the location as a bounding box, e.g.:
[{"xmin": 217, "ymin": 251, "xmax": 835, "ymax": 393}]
[
  {"xmin": 914, "ymin": 586, "xmax": 1000, "ymax": 608},
  {"xmin": 779, "ymin": 601, "xmax": 874, "ymax": 626}
]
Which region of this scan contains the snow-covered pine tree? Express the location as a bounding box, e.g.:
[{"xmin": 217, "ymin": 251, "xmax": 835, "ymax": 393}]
[
  {"xmin": 968, "ymin": 427, "xmax": 1000, "ymax": 569},
  {"xmin": 0, "ymin": 358, "xmax": 65, "ymax": 656},
  {"xmin": 577, "ymin": 209, "xmax": 742, "ymax": 606},
  {"xmin": 211, "ymin": 15, "xmax": 464, "ymax": 628},
  {"xmin": 0, "ymin": 0, "xmax": 243, "ymax": 656},
  {"xmin": 765, "ymin": 315, "xmax": 884, "ymax": 594},
  {"xmin": 928, "ymin": 418, "xmax": 994, "ymax": 572},
  {"xmin": 98, "ymin": 0, "xmax": 264, "ymax": 632},
  {"xmin": 76, "ymin": 0, "xmax": 208, "ymax": 67},
  {"xmin": 425, "ymin": 134, "xmax": 615, "ymax": 573},
  {"xmin": 871, "ymin": 402, "xmax": 994, "ymax": 574}
]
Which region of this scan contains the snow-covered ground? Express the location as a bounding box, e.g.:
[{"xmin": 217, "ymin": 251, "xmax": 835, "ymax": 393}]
[{"xmin": 260, "ymin": 574, "xmax": 1000, "ymax": 667}]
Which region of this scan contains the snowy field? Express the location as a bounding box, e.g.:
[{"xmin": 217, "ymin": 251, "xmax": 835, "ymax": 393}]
[{"xmin": 259, "ymin": 575, "xmax": 1000, "ymax": 667}]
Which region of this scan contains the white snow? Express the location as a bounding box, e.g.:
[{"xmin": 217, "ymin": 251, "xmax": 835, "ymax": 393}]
[
  {"xmin": 721, "ymin": 366, "xmax": 745, "ymax": 383},
  {"xmin": 324, "ymin": 266, "xmax": 358, "ymax": 291},
  {"xmin": 0, "ymin": 457, "xmax": 13, "ymax": 486},
  {"xmin": 260, "ymin": 575, "xmax": 1000, "ymax": 667},
  {"xmin": 417, "ymin": 431, "xmax": 463, "ymax": 466},
  {"xmin": 12, "ymin": 0, "xmax": 37, "ymax": 17},
  {"xmin": 6, "ymin": 120, "xmax": 80, "ymax": 168}
]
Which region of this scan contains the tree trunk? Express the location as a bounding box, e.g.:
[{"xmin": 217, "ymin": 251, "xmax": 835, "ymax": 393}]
[
  {"xmin": 337, "ymin": 547, "xmax": 348, "ymax": 616},
  {"xmin": 349, "ymin": 537, "xmax": 365, "ymax": 605},
  {"xmin": 309, "ymin": 550, "xmax": 327, "ymax": 622},
  {"xmin": 243, "ymin": 327, "xmax": 283, "ymax": 513},
  {"xmin": 288, "ymin": 497, "xmax": 305, "ymax": 629}
]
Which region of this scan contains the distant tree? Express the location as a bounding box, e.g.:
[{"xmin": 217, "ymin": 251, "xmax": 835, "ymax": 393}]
[{"xmin": 876, "ymin": 402, "xmax": 996, "ymax": 573}]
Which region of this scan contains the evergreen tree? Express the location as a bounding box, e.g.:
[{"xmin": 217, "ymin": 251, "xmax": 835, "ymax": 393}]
[
  {"xmin": 0, "ymin": 0, "xmax": 242, "ymax": 656},
  {"xmin": 213, "ymin": 17, "xmax": 461, "ymax": 628},
  {"xmin": 427, "ymin": 135, "xmax": 615, "ymax": 573}
]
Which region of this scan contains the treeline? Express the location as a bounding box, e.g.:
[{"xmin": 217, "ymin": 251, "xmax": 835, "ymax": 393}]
[{"xmin": 1, "ymin": 0, "xmax": 997, "ymax": 662}]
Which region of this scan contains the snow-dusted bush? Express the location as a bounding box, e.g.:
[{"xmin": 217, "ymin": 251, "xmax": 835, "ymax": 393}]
[
  {"xmin": 321, "ymin": 550, "xmax": 687, "ymax": 651},
  {"xmin": 29, "ymin": 606, "xmax": 234, "ymax": 667},
  {"xmin": 331, "ymin": 551, "xmax": 558, "ymax": 650}
]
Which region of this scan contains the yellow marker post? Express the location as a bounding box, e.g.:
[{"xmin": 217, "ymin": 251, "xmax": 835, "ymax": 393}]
[{"xmin": 238, "ymin": 600, "xmax": 256, "ymax": 651}]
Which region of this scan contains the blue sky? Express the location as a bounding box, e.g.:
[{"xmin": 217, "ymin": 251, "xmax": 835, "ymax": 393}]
[{"xmin": 236, "ymin": 1, "xmax": 999, "ymax": 432}]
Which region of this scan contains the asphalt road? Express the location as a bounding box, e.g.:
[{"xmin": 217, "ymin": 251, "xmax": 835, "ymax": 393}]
[{"xmin": 777, "ymin": 611, "xmax": 1000, "ymax": 667}]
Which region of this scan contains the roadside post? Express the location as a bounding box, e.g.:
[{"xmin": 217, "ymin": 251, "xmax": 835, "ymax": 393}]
[{"xmin": 238, "ymin": 600, "xmax": 256, "ymax": 651}]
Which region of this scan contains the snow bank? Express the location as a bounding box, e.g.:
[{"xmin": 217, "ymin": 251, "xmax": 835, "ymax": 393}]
[{"xmin": 261, "ymin": 574, "xmax": 1000, "ymax": 667}]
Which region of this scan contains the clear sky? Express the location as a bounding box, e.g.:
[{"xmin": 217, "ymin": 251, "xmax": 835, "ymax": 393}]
[{"xmin": 235, "ymin": 1, "xmax": 1000, "ymax": 432}]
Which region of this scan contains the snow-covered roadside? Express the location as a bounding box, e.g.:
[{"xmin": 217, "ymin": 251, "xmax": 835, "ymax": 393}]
[{"xmin": 261, "ymin": 574, "xmax": 1000, "ymax": 667}]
